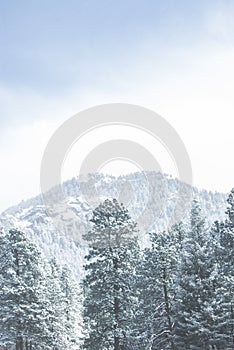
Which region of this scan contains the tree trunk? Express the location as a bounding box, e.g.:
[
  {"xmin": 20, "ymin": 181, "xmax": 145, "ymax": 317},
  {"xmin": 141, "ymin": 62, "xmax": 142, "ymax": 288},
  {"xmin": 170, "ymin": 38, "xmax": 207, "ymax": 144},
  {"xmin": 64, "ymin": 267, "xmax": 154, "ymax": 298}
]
[
  {"xmin": 162, "ymin": 267, "xmax": 176, "ymax": 350},
  {"xmin": 16, "ymin": 337, "xmax": 23, "ymax": 350},
  {"xmin": 16, "ymin": 338, "xmax": 20, "ymax": 350},
  {"xmin": 113, "ymin": 255, "xmax": 120, "ymax": 350},
  {"xmin": 231, "ymin": 302, "xmax": 234, "ymax": 347},
  {"xmin": 20, "ymin": 337, "xmax": 24, "ymax": 350},
  {"xmin": 114, "ymin": 293, "xmax": 120, "ymax": 350}
]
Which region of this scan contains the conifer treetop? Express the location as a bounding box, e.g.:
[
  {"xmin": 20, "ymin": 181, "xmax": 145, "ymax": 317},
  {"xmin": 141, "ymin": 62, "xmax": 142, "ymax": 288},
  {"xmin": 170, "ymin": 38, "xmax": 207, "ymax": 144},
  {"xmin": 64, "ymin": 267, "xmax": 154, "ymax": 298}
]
[{"xmin": 83, "ymin": 198, "xmax": 138, "ymax": 248}]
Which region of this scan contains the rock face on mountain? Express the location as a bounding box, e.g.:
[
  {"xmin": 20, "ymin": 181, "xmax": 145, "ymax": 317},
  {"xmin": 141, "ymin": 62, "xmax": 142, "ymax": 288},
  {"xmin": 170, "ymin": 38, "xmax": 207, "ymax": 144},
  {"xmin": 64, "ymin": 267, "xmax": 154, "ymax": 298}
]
[{"xmin": 0, "ymin": 172, "xmax": 228, "ymax": 278}]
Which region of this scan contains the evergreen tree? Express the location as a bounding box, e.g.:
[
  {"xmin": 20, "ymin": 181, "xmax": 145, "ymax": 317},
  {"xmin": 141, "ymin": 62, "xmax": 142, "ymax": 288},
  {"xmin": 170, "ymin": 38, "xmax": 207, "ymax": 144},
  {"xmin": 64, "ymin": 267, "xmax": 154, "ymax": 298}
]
[
  {"xmin": 174, "ymin": 201, "xmax": 222, "ymax": 349},
  {"xmin": 44, "ymin": 258, "xmax": 66, "ymax": 349},
  {"xmin": 60, "ymin": 265, "xmax": 82, "ymax": 349},
  {"xmin": 208, "ymin": 221, "xmax": 230, "ymax": 349},
  {"xmin": 82, "ymin": 199, "xmax": 139, "ymax": 350},
  {"xmin": 136, "ymin": 224, "xmax": 183, "ymax": 349},
  {"xmin": 212, "ymin": 188, "xmax": 234, "ymax": 348},
  {"xmin": 0, "ymin": 229, "xmax": 49, "ymax": 349}
]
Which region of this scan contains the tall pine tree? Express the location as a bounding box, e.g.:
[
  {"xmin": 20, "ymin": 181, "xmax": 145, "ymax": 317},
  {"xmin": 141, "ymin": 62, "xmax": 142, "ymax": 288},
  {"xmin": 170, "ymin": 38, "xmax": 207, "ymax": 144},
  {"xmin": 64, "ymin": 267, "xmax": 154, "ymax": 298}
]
[
  {"xmin": 0, "ymin": 229, "xmax": 49, "ymax": 349},
  {"xmin": 136, "ymin": 224, "xmax": 184, "ymax": 349},
  {"xmin": 60, "ymin": 265, "xmax": 82, "ymax": 349},
  {"xmin": 82, "ymin": 199, "xmax": 139, "ymax": 350},
  {"xmin": 213, "ymin": 188, "xmax": 234, "ymax": 348},
  {"xmin": 174, "ymin": 201, "xmax": 223, "ymax": 349}
]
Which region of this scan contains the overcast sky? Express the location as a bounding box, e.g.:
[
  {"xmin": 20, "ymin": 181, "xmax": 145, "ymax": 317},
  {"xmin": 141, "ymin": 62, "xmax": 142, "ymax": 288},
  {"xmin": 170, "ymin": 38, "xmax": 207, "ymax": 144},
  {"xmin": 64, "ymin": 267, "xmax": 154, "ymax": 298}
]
[{"xmin": 1, "ymin": 0, "xmax": 234, "ymax": 212}]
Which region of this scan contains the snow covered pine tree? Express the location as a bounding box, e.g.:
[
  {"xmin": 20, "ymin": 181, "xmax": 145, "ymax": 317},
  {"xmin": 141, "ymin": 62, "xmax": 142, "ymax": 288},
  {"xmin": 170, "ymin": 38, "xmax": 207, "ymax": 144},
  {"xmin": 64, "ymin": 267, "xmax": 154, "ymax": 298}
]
[
  {"xmin": 136, "ymin": 224, "xmax": 184, "ymax": 350},
  {"xmin": 212, "ymin": 188, "xmax": 234, "ymax": 349},
  {"xmin": 0, "ymin": 229, "xmax": 49, "ymax": 349},
  {"xmin": 174, "ymin": 201, "xmax": 224, "ymax": 349},
  {"xmin": 0, "ymin": 230, "xmax": 82, "ymax": 350},
  {"xmin": 82, "ymin": 199, "xmax": 139, "ymax": 350}
]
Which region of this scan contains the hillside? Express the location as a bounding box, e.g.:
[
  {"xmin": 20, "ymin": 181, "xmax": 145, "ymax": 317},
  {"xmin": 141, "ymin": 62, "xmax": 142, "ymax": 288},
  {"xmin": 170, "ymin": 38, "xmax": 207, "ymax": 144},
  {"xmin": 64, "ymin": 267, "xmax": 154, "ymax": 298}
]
[{"xmin": 0, "ymin": 171, "xmax": 228, "ymax": 278}]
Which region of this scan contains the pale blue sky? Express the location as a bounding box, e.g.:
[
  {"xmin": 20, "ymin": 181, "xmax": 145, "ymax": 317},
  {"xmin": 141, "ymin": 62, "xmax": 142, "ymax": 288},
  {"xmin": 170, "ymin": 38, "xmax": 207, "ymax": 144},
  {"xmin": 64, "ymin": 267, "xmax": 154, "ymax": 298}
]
[
  {"xmin": 0, "ymin": 0, "xmax": 216, "ymax": 124},
  {"xmin": 1, "ymin": 0, "xmax": 234, "ymax": 211}
]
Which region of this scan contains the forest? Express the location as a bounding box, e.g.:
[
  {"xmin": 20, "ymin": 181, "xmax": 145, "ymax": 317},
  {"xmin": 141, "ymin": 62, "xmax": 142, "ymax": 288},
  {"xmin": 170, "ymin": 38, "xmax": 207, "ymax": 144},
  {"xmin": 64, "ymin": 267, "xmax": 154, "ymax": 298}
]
[{"xmin": 1, "ymin": 189, "xmax": 234, "ymax": 349}]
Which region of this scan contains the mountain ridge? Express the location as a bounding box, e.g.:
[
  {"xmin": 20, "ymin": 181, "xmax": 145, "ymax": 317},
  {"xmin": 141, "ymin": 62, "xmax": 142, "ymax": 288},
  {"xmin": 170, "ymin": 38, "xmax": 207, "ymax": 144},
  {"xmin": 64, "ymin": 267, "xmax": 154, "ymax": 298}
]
[{"xmin": 0, "ymin": 171, "xmax": 229, "ymax": 278}]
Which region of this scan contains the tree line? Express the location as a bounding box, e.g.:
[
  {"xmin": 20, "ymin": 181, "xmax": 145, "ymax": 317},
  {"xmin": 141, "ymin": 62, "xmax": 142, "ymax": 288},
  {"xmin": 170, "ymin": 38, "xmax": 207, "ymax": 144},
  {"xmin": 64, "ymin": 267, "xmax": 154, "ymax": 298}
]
[
  {"xmin": 0, "ymin": 230, "xmax": 82, "ymax": 349},
  {"xmin": 1, "ymin": 190, "xmax": 234, "ymax": 349},
  {"xmin": 82, "ymin": 193, "xmax": 234, "ymax": 350}
]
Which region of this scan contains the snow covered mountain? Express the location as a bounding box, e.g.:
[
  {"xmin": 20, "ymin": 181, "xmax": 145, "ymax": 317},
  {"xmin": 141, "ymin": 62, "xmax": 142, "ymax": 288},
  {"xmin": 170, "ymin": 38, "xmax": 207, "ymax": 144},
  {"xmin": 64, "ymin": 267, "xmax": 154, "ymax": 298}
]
[{"xmin": 0, "ymin": 172, "xmax": 229, "ymax": 278}]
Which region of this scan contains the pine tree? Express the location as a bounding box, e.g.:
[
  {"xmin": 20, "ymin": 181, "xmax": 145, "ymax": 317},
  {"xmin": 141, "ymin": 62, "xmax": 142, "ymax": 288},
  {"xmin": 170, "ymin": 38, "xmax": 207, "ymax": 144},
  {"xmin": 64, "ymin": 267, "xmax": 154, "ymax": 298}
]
[
  {"xmin": 0, "ymin": 230, "xmax": 83, "ymax": 350},
  {"xmin": 60, "ymin": 265, "xmax": 82, "ymax": 349},
  {"xmin": 136, "ymin": 224, "xmax": 183, "ymax": 350},
  {"xmin": 43, "ymin": 258, "xmax": 66, "ymax": 349},
  {"xmin": 213, "ymin": 188, "xmax": 234, "ymax": 348},
  {"xmin": 174, "ymin": 201, "xmax": 222, "ymax": 349},
  {"xmin": 0, "ymin": 229, "xmax": 49, "ymax": 349},
  {"xmin": 82, "ymin": 198, "xmax": 139, "ymax": 350},
  {"xmin": 208, "ymin": 221, "xmax": 230, "ymax": 349}
]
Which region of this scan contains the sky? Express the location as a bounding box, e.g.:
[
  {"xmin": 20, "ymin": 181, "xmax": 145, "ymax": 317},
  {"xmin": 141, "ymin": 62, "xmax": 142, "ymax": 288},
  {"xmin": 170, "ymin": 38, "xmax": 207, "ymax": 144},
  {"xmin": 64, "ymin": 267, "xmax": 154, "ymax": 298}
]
[{"xmin": 1, "ymin": 0, "xmax": 234, "ymax": 212}]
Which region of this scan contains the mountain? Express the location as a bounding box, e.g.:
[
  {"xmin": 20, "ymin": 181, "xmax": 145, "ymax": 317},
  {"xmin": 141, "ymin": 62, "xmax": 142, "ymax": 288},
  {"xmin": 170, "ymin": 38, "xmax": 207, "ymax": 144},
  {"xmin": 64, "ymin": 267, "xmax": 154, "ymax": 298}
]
[{"xmin": 0, "ymin": 172, "xmax": 229, "ymax": 279}]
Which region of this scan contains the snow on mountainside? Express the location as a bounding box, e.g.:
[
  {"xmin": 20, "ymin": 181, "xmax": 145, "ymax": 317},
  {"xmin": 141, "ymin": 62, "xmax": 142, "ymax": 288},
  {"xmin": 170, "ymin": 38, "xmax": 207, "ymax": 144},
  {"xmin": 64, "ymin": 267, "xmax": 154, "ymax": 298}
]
[{"xmin": 0, "ymin": 172, "xmax": 229, "ymax": 279}]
